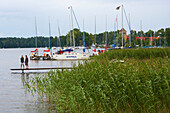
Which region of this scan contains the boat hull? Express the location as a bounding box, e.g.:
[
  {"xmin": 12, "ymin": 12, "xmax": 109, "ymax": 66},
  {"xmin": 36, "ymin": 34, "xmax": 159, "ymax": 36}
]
[{"xmin": 52, "ymin": 53, "xmax": 89, "ymax": 60}]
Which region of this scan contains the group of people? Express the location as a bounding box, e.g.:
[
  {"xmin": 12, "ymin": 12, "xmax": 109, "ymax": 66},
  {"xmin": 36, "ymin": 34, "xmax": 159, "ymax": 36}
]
[{"xmin": 20, "ymin": 55, "xmax": 29, "ymax": 69}]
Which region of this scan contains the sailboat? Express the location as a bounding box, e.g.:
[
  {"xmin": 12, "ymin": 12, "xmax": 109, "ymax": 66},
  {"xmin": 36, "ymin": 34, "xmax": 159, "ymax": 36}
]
[
  {"xmin": 30, "ymin": 16, "xmax": 39, "ymax": 60},
  {"xmin": 51, "ymin": 6, "xmax": 89, "ymax": 60},
  {"xmin": 92, "ymin": 16, "xmax": 107, "ymax": 56},
  {"xmin": 43, "ymin": 17, "xmax": 52, "ymax": 60},
  {"xmin": 58, "ymin": 21, "xmax": 73, "ymax": 52}
]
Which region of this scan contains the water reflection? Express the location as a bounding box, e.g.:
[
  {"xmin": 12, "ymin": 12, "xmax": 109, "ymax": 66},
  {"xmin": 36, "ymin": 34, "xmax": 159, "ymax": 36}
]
[
  {"xmin": 21, "ymin": 73, "xmax": 29, "ymax": 86},
  {"xmin": 20, "ymin": 72, "xmax": 55, "ymax": 113}
]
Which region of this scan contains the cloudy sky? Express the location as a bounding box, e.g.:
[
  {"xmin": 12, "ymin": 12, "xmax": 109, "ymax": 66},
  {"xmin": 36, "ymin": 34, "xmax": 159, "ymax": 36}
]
[{"xmin": 0, "ymin": 0, "xmax": 169, "ymax": 37}]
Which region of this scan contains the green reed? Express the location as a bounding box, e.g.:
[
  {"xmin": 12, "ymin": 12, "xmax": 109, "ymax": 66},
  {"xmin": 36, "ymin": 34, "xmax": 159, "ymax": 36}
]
[
  {"xmin": 26, "ymin": 48, "xmax": 170, "ymax": 112},
  {"xmin": 96, "ymin": 48, "xmax": 170, "ymax": 60}
]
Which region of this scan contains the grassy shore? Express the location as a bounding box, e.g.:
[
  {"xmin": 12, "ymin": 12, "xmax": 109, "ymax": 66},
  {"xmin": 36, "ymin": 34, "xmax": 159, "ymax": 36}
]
[{"xmin": 26, "ymin": 48, "xmax": 170, "ymax": 112}]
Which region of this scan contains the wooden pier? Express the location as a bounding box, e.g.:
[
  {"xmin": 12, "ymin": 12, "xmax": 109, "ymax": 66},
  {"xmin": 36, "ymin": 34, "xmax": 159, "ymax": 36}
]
[{"xmin": 11, "ymin": 67, "xmax": 73, "ymax": 73}]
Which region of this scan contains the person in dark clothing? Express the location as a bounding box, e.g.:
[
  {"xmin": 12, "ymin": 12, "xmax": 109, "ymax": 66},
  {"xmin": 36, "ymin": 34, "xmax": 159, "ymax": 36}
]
[
  {"xmin": 25, "ymin": 55, "xmax": 29, "ymax": 69},
  {"xmin": 20, "ymin": 55, "xmax": 24, "ymax": 68}
]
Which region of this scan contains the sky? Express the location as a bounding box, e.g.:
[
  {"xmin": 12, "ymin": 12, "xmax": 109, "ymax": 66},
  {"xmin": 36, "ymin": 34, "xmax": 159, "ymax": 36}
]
[{"xmin": 0, "ymin": 0, "xmax": 169, "ymax": 37}]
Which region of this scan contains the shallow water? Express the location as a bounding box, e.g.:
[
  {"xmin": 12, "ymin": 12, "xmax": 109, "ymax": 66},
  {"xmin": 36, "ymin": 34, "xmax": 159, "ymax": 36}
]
[{"xmin": 0, "ymin": 48, "xmax": 86, "ymax": 113}]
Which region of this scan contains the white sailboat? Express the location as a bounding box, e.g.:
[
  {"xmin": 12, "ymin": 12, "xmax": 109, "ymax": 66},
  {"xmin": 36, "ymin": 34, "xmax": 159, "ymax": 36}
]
[
  {"xmin": 52, "ymin": 6, "xmax": 89, "ymax": 60},
  {"xmin": 30, "ymin": 16, "xmax": 39, "ymax": 60},
  {"xmin": 91, "ymin": 16, "xmax": 108, "ymax": 56},
  {"xmin": 52, "ymin": 52, "xmax": 89, "ymax": 60},
  {"xmin": 43, "ymin": 17, "xmax": 52, "ymax": 60}
]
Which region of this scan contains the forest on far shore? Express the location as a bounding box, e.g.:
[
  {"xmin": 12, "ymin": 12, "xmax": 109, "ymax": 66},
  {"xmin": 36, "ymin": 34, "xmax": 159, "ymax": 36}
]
[{"xmin": 0, "ymin": 28, "xmax": 169, "ymax": 48}]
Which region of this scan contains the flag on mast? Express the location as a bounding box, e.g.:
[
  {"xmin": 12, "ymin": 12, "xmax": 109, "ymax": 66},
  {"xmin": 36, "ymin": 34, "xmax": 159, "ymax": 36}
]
[{"xmin": 116, "ymin": 6, "xmax": 120, "ymax": 10}]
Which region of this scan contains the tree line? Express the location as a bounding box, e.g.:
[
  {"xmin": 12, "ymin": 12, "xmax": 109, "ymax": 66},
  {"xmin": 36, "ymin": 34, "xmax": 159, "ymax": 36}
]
[{"xmin": 0, "ymin": 28, "xmax": 169, "ymax": 48}]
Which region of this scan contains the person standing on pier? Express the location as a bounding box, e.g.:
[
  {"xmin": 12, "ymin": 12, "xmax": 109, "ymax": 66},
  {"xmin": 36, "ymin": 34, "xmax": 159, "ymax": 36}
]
[
  {"xmin": 20, "ymin": 55, "xmax": 24, "ymax": 68},
  {"xmin": 25, "ymin": 55, "xmax": 29, "ymax": 69}
]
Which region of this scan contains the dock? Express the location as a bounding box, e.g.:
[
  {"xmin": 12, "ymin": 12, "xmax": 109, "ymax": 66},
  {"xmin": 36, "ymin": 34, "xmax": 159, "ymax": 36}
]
[{"xmin": 11, "ymin": 67, "xmax": 73, "ymax": 73}]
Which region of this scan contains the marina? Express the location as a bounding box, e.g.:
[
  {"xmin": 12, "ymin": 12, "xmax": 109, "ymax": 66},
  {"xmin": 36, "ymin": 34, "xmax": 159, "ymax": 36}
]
[{"xmin": 0, "ymin": 0, "xmax": 169, "ymax": 112}]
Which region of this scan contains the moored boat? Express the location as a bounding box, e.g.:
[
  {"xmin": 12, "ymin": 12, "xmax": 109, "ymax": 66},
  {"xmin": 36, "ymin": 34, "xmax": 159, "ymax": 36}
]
[
  {"xmin": 30, "ymin": 49, "xmax": 40, "ymax": 60},
  {"xmin": 52, "ymin": 52, "xmax": 89, "ymax": 60},
  {"xmin": 52, "ymin": 6, "xmax": 90, "ymax": 60}
]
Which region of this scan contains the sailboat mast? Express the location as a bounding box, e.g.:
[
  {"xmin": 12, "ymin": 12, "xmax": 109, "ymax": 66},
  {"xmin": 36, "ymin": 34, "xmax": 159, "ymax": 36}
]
[
  {"xmin": 105, "ymin": 15, "xmax": 107, "ymax": 47},
  {"xmin": 58, "ymin": 22, "xmax": 61, "ymax": 47},
  {"xmin": 151, "ymin": 32, "xmax": 152, "ymax": 46},
  {"xmin": 140, "ymin": 20, "xmax": 143, "ymax": 47},
  {"xmin": 48, "ymin": 17, "xmax": 51, "ymax": 49},
  {"xmin": 129, "ymin": 14, "xmax": 131, "ymax": 47},
  {"xmin": 70, "ymin": 6, "xmax": 75, "ymax": 50},
  {"xmin": 35, "ymin": 16, "xmax": 38, "ymax": 49},
  {"xmin": 154, "ymin": 31, "xmax": 156, "ymax": 46},
  {"xmin": 95, "ymin": 16, "xmax": 96, "ymax": 45},
  {"xmin": 69, "ymin": 14, "xmax": 72, "ymax": 47},
  {"xmin": 121, "ymin": 5, "xmax": 123, "ymax": 48},
  {"xmin": 83, "ymin": 20, "xmax": 85, "ymax": 46},
  {"xmin": 165, "ymin": 28, "xmax": 166, "ymax": 47},
  {"xmin": 116, "ymin": 15, "xmax": 119, "ymax": 47},
  {"xmin": 114, "ymin": 23, "xmax": 116, "ymax": 46}
]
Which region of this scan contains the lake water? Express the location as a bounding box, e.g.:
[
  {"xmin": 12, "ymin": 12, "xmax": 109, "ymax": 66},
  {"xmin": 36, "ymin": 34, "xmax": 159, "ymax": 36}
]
[{"xmin": 0, "ymin": 48, "xmax": 90, "ymax": 113}]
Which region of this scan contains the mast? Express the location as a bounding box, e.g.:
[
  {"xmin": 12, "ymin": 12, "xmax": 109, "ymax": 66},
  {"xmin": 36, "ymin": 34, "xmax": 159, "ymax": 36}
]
[
  {"xmin": 114, "ymin": 22, "xmax": 116, "ymax": 46},
  {"xmin": 35, "ymin": 16, "xmax": 38, "ymax": 55},
  {"xmin": 165, "ymin": 28, "xmax": 166, "ymax": 48},
  {"xmin": 117, "ymin": 15, "xmax": 119, "ymax": 47},
  {"xmin": 105, "ymin": 15, "xmax": 107, "ymax": 47},
  {"xmin": 121, "ymin": 5, "xmax": 123, "ymax": 48},
  {"xmin": 95, "ymin": 16, "xmax": 96, "ymax": 45},
  {"xmin": 83, "ymin": 20, "xmax": 85, "ymax": 47},
  {"xmin": 140, "ymin": 20, "xmax": 143, "ymax": 47},
  {"xmin": 48, "ymin": 17, "xmax": 51, "ymax": 49},
  {"xmin": 129, "ymin": 13, "xmax": 131, "ymax": 47},
  {"xmin": 70, "ymin": 6, "xmax": 75, "ymax": 50},
  {"xmin": 58, "ymin": 21, "xmax": 61, "ymax": 47},
  {"xmin": 35, "ymin": 16, "xmax": 38, "ymax": 49},
  {"xmin": 69, "ymin": 14, "xmax": 72, "ymax": 47},
  {"xmin": 154, "ymin": 31, "xmax": 156, "ymax": 47}
]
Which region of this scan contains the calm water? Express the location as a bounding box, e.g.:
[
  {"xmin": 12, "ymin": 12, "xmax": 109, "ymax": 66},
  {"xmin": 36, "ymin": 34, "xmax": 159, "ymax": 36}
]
[{"xmin": 0, "ymin": 48, "xmax": 87, "ymax": 113}]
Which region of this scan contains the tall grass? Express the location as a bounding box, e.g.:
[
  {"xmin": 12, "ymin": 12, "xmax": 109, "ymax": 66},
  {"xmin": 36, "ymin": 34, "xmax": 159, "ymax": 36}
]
[
  {"xmin": 26, "ymin": 48, "xmax": 170, "ymax": 112},
  {"xmin": 96, "ymin": 48, "xmax": 170, "ymax": 60}
]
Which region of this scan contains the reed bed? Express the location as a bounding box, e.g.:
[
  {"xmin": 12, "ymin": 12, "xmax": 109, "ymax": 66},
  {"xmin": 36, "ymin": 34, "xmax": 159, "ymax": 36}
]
[
  {"xmin": 26, "ymin": 48, "xmax": 170, "ymax": 112},
  {"xmin": 96, "ymin": 48, "xmax": 170, "ymax": 60}
]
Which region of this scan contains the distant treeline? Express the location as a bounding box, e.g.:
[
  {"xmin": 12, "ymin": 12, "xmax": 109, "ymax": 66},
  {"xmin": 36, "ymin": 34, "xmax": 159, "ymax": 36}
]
[{"xmin": 0, "ymin": 28, "xmax": 170, "ymax": 48}]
